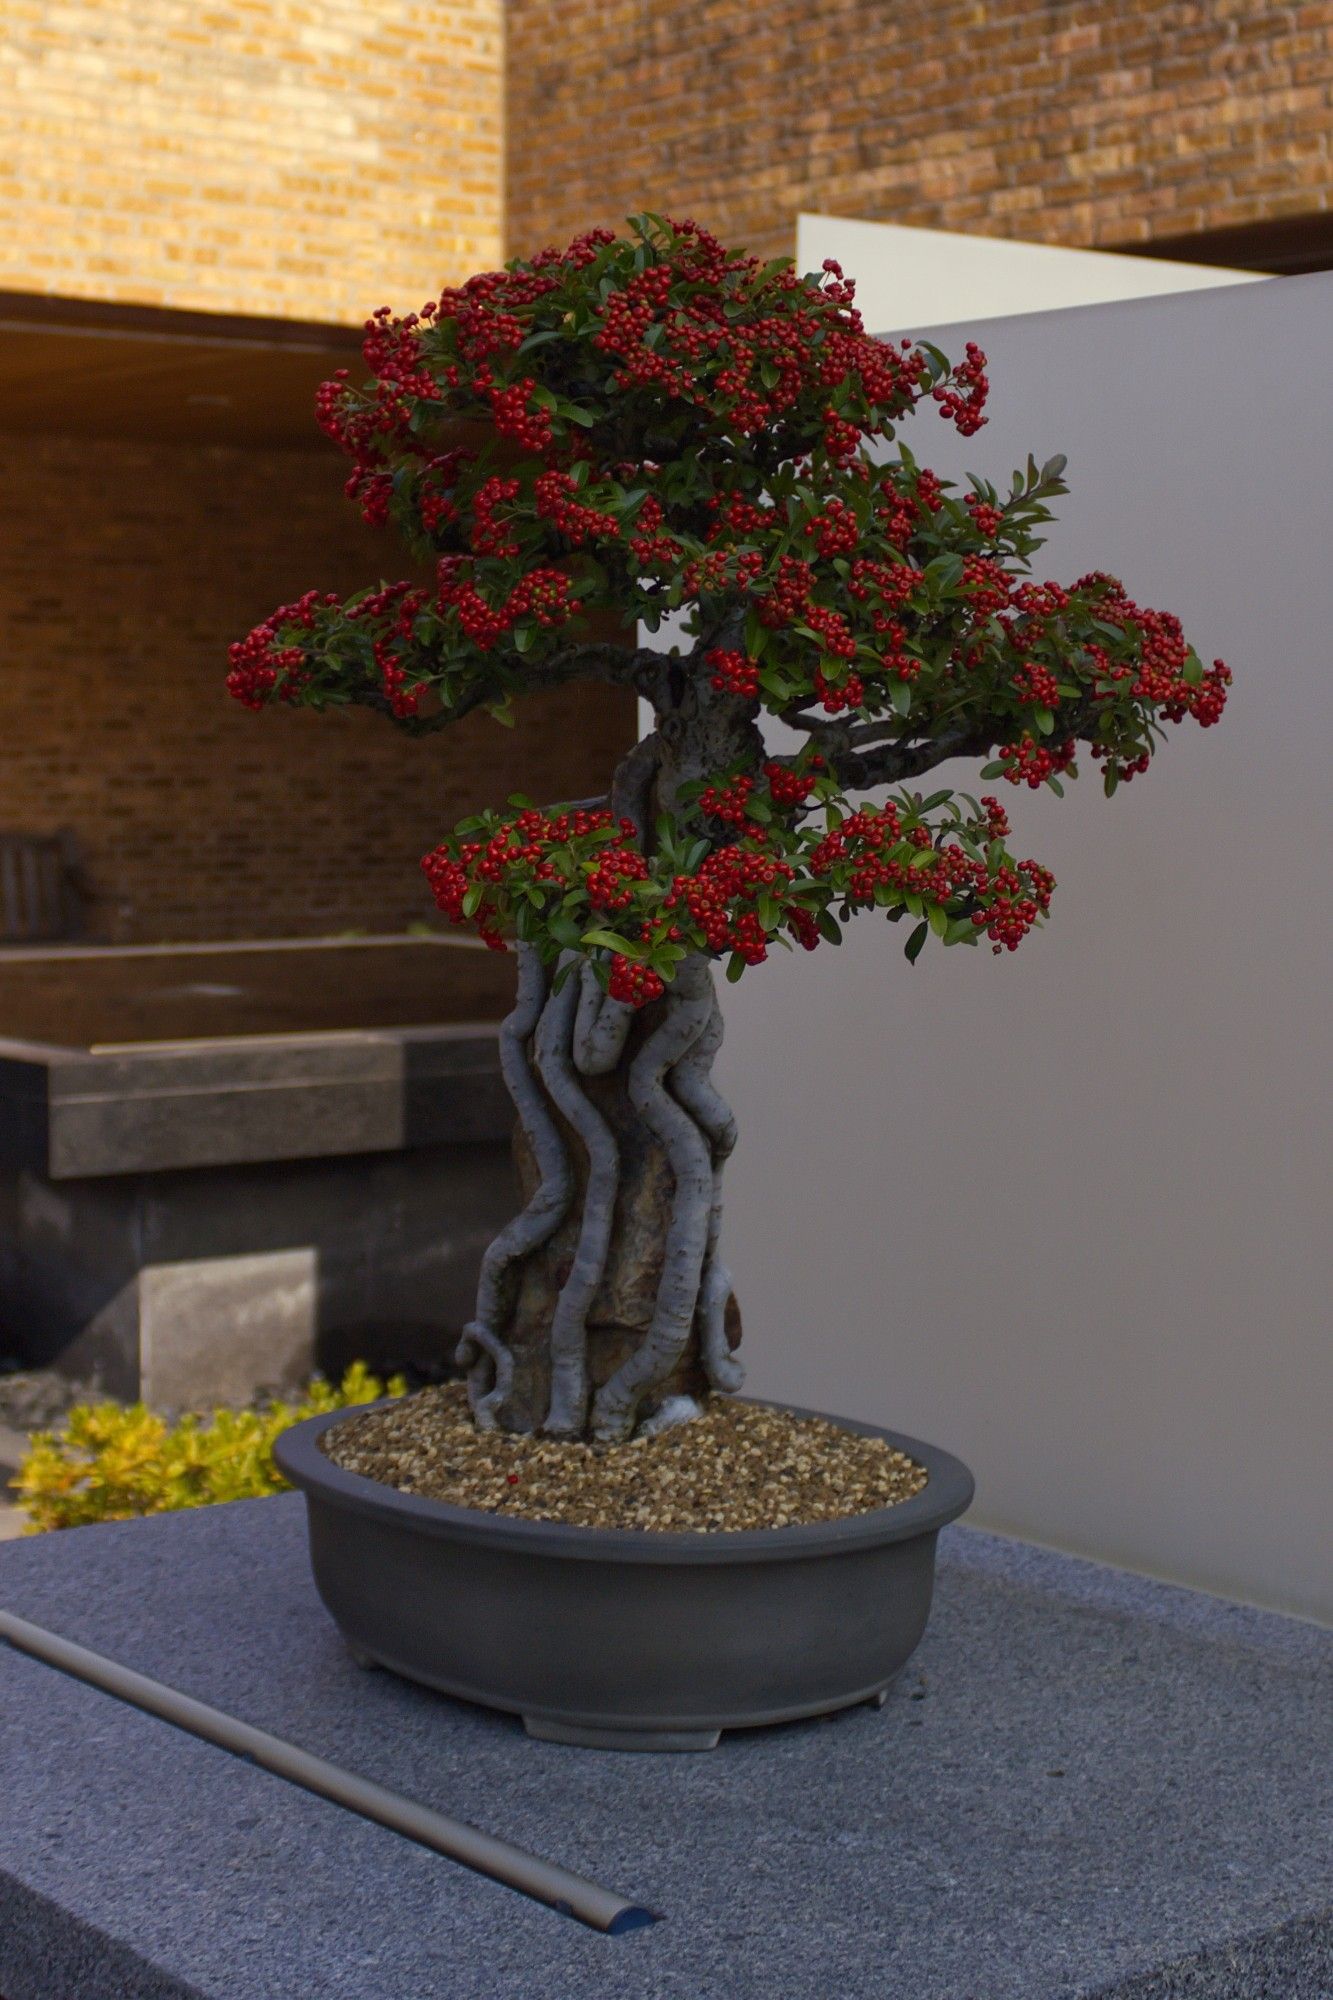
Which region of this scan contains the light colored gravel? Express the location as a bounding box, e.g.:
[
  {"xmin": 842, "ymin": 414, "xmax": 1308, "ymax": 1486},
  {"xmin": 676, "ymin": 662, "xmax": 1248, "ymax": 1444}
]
[{"xmin": 321, "ymin": 1383, "xmax": 928, "ymax": 1532}]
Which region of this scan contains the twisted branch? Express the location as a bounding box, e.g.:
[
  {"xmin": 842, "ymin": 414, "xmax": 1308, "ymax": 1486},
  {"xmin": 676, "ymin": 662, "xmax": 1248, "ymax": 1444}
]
[
  {"xmin": 456, "ymin": 944, "xmax": 572, "ymax": 1428},
  {"xmin": 533, "ymin": 954, "xmax": 621, "ymax": 1435},
  {"xmin": 668, "ymin": 982, "xmax": 743, "ymax": 1394},
  {"xmin": 572, "ymin": 957, "xmax": 636, "ymax": 1077},
  {"xmin": 591, "ymin": 955, "xmax": 717, "ymax": 1441}
]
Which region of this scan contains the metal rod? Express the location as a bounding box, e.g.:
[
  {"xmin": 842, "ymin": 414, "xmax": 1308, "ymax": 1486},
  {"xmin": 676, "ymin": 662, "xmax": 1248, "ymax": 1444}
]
[{"xmin": 0, "ymin": 1608, "xmax": 659, "ymax": 1936}]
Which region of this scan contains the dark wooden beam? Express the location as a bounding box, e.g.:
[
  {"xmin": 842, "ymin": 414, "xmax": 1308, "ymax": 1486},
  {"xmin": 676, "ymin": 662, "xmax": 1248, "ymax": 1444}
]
[{"xmin": 1107, "ymin": 212, "xmax": 1333, "ymax": 277}]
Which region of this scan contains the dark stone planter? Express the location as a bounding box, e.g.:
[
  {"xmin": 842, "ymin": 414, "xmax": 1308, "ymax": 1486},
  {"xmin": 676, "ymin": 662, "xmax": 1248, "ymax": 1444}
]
[{"xmin": 273, "ymin": 1399, "xmax": 974, "ymax": 1750}]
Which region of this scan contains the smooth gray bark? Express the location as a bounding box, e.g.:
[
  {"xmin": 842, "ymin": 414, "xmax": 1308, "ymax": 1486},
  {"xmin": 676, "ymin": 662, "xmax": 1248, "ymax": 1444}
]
[{"xmin": 456, "ymin": 944, "xmax": 571, "ymax": 1428}]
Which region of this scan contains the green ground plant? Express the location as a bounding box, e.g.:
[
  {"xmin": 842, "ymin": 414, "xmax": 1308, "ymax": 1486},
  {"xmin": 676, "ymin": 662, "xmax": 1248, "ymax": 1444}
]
[{"xmin": 15, "ymin": 1363, "xmax": 405, "ymax": 1532}]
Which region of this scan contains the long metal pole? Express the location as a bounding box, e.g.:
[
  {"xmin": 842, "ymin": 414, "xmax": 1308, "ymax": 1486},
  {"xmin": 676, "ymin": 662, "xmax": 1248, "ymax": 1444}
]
[{"xmin": 0, "ymin": 1608, "xmax": 659, "ymax": 1936}]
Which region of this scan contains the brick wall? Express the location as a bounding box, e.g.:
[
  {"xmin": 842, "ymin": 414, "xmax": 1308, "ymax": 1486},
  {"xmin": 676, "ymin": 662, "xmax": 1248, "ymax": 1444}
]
[
  {"xmin": 0, "ymin": 433, "xmax": 633, "ymax": 943},
  {"xmin": 505, "ymin": 0, "xmax": 1333, "ymax": 263},
  {"xmin": 0, "ymin": 0, "xmax": 503, "ymax": 321}
]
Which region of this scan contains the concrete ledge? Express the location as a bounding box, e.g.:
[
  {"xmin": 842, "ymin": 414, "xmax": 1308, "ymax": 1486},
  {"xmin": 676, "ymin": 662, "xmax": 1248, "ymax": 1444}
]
[
  {"xmin": 0, "ymin": 1497, "xmax": 1328, "ymax": 1999},
  {"xmin": 0, "ymin": 1026, "xmax": 509, "ymax": 1178}
]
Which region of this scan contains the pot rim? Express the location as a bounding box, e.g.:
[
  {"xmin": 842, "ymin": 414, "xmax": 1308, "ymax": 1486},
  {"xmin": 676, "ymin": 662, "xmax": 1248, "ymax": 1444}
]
[{"xmin": 272, "ymin": 1395, "xmax": 975, "ymax": 1566}]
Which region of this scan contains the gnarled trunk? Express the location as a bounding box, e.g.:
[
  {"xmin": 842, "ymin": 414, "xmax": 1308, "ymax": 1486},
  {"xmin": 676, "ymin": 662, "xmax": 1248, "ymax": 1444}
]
[{"xmin": 456, "ymin": 944, "xmax": 743, "ymax": 1441}]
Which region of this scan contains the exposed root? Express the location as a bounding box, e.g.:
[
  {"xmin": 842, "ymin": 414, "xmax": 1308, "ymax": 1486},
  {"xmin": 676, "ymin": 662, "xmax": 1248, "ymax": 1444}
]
[
  {"xmin": 591, "ymin": 955, "xmax": 717, "ymax": 1441},
  {"xmin": 637, "ymin": 1394, "xmax": 704, "ymax": 1438},
  {"xmin": 458, "ymin": 944, "xmax": 572, "ymax": 1429},
  {"xmin": 534, "ymin": 953, "xmax": 620, "ymax": 1435},
  {"xmin": 669, "ymin": 986, "xmax": 744, "ymax": 1394},
  {"xmin": 572, "ymin": 958, "xmax": 635, "ymax": 1077}
]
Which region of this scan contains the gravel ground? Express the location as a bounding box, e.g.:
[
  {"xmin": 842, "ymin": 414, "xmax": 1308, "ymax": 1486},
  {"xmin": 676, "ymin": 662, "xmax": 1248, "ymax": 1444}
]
[
  {"xmin": 323, "ymin": 1382, "xmax": 928, "ymax": 1531},
  {"xmin": 0, "ymin": 1369, "xmax": 89, "ymax": 1436}
]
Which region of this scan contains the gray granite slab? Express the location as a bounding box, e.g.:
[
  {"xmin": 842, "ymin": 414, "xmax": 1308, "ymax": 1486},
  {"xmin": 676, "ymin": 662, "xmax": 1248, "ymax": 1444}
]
[
  {"xmin": 0, "ymin": 1496, "xmax": 1328, "ymax": 2000},
  {"xmin": 0, "ymin": 1025, "xmax": 508, "ymax": 1178}
]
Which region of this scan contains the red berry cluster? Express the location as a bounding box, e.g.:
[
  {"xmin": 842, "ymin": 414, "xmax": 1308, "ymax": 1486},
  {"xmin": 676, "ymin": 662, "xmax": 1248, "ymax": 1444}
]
[
  {"xmin": 763, "ymin": 758, "xmax": 823, "ymax": 807},
  {"xmin": 802, "ymin": 497, "xmax": 860, "ymax": 558},
  {"xmin": 706, "ymin": 648, "xmax": 761, "ymax": 698},
  {"xmin": 226, "ymin": 589, "xmax": 336, "ymax": 707},
  {"xmin": 534, "ymin": 470, "xmax": 620, "ymax": 547},
  {"xmin": 965, "ymin": 494, "xmax": 1005, "ymax": 539},
  {"xmin": 998, "ymin": 735, "xmax": 1078, "ymax": 788},
  {"xmin": 608, "ymin": 956, "xmax": 664, "ymax": 1005},
  {"xmin": 931, "ymin": 341, "xmax": 989, "ymax": 435},
  {"xmin": 813, "ymin": 668, "xmax": 865, "ymax": 714},
  {"xmin": 1013, "ymin": 660, "xmax": 1062, "ymax": 709},
  {"xmin": 477, "ymin": 371, "xmax": 553, "ymax": 453},
  {"xmin": 470, "ymin": 476, "xmax": 521, "ymax": 558},
  {"xmin": 662, "ymin": 839, "xmax": 798, "ymax": 963},
  {"xmin": 697, "ymin": 773, "xmax": 755, "ymax": 825}
]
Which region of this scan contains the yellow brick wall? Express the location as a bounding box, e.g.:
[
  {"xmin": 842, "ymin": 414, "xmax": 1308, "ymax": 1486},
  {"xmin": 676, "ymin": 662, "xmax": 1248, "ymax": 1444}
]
[
  {"xmin": 0, "ymin": 433, "xmax": 633, "ymax": 944},
  {"xmin": 505, "ymin": 0, "xmax": 1333, "ymax": 265},
  {"xmin": 0, "ymin": 0, "xmax": 504, "ymax": 321}
]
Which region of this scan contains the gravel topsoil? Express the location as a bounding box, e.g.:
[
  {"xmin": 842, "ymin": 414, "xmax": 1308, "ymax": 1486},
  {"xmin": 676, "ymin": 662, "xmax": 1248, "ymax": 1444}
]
[{"xmin": 321, "ymin": 1383, "xmax": 929, "ymax": 1532}]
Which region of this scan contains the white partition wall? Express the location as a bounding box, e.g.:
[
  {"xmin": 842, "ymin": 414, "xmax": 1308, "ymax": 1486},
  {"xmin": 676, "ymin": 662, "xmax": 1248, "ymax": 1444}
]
[
  {"xmin": 796, "ymin": 214, "xmax": 1266, "ymax": 327},
  {"xmin": 712, "ymin": 273, "xmax": 1332, "ymax": 1622}
]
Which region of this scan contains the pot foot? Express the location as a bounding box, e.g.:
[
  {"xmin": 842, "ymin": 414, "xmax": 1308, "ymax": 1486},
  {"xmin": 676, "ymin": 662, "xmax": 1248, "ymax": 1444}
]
[
  {"xmin": 344, "ymin": 1642, "xmax": 381, "ymax": 1672},
  {"xmin": 523, "ymin": 1715, "xmax": 722, "ymax": 1752}
]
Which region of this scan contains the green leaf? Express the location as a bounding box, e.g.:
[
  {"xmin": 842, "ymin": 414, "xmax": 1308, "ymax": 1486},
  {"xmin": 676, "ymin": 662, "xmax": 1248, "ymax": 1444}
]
[
  {"xmin": 461, "ymin": 884, "xmax": 484, "ymax": 918},
  {"xmin": 980, "ymin": 760, "xmax": 1007, "ymax": 780},
  {"xmin": 890, "ymin": 679, "xmax": 913, "ymax": 717},
  {"xmin": 517, "ymin": 328, "xmax": 565, "ymax": 355},
  {"xmin": 580, "ymin": 928, "xmax": 641, "ymax": 955},
  {"xmin": 817, "ymin": 910, "xmax": 843, "ymax": 945},
  {"xmin": 726, "ymin": 952, "xmax": 747, "ymax": 983},
  {"xmin": 904, "ymin": 920, "xmax": 929, "ymax": 964},
  {"xmin": 548, "ymin": 913, "xmax": 584, "ymax": 949},
  {"xmin": 1033, "ymin": 706, "xmax": 1055, "ymax": 736},
  {"xmin": 1045, "ymin": 774, "xmax": 1065, "ymax": 797},
  {"xmin": 928, "ymin": 903, "xmax": 949, "ymax": 938},
  {"xmin": 1182, "ymin": 649, "xmax": 1204, "ymax": 686},
  {"xmin": 1103, "ymin": 765, "xmax": 1120, "ymax": 798}
]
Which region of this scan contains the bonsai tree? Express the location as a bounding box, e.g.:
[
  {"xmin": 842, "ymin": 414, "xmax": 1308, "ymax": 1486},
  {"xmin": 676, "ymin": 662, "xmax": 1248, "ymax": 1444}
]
[{"xmin": 230, "ymin": 215, "xmax": 1230, "ymax": 1446}]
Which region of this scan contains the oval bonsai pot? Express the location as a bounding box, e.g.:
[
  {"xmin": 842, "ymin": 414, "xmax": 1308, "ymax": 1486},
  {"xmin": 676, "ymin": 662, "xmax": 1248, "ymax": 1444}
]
[{"xmin": 273, "ymin": 1398, "xmax": 973, "ymax": 1751}]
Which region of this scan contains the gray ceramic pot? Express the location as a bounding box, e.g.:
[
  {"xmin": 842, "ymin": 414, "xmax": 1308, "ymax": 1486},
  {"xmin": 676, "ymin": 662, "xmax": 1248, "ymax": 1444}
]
[{"xmin": 274, "ymin": 1398, "xmax": 974, "ymax": 1751}]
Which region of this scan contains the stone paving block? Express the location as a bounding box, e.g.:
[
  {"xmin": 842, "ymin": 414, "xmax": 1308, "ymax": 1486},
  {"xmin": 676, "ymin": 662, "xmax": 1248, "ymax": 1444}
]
[{"xmin": 0, "ymin": 1494, "xmax": 1328, "ymax": 1999}]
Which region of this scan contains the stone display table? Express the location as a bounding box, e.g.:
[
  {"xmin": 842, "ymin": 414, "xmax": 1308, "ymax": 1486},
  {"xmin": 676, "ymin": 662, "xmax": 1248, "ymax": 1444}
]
[{"xmin": 0, "ymin": 1495, "xmax": 1328, "ymax": 1999}]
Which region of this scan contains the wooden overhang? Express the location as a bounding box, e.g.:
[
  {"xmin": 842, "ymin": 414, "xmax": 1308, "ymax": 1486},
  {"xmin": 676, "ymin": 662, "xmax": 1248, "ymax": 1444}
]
[{"xmin": 0, "ymin": 290, "xmax": 365, "ymax": 448}]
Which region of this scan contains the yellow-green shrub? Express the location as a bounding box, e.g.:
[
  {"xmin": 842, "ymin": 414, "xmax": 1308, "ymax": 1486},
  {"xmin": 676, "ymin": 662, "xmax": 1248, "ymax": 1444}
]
[{"xmin": 15, "ymin": 1362, "xmax": 406, "ymax": 1533}]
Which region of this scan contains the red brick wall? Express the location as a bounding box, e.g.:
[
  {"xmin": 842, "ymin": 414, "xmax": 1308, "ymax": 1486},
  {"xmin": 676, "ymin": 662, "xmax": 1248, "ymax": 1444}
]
[
  {"xmin": 505, "ymin": 0, "xmax": 1333, "ymax": 262},
  {"xmin": 0, "ymin": 434, "xmax": 633, "ymax": 943}
]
